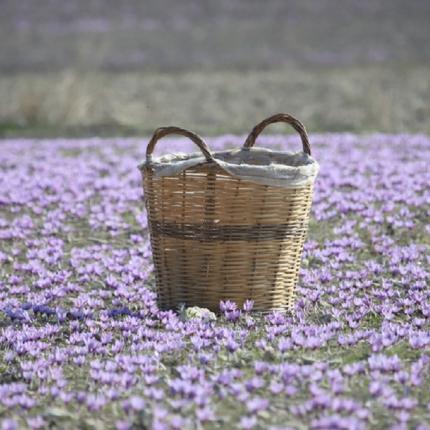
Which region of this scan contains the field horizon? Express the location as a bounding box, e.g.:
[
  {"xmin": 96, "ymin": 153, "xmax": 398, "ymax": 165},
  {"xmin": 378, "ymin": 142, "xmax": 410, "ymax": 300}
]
[{"xmin": 1, "ymin": 0, "xmax": 429, "ymax": 137}]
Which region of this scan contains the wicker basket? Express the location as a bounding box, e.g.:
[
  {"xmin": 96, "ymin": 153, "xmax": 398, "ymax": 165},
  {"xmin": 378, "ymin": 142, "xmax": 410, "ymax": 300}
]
[{"xmin": 140, "ymin": 114, "xmax": 317, "ymax": 312}]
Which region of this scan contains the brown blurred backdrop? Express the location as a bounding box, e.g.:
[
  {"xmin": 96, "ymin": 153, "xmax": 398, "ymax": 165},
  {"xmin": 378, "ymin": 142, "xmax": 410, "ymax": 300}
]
[{"xmin": 1, "ymin": 0, "xmax": 429, "ymax": 136}]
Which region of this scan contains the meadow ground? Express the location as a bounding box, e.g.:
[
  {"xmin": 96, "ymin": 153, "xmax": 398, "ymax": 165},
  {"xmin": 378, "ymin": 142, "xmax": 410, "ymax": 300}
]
[
  {"xmin": 1, "ymin": 1, "xmax": 430, "ymax": 428},
  {"xmin": 0, "ymin": 134, "xmax": 429, "ymax": 429}
]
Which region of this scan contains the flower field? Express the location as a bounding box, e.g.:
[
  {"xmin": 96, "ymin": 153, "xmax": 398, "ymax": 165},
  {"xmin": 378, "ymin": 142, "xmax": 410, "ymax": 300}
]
[{"xmin": 0, "ymin": 134, "xmax": 429, "ymax": 429}]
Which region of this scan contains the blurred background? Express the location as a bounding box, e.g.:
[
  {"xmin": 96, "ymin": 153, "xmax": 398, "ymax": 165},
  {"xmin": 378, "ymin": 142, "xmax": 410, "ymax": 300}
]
[{"xmin": 1, "ymin": 0, "xmax": 429, "ymax": 137}]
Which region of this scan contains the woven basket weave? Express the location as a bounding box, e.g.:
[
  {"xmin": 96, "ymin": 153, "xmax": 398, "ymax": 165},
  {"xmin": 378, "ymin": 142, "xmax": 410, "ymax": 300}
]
[{"xmin": 141, "ymin": 114, "xmax": 316, "ymax": 312}]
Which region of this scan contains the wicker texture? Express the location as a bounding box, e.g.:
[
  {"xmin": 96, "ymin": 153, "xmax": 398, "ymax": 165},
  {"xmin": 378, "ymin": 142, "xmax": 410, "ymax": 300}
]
[{"xmin": 142, "ymin": 115, "xmax": 315, "ymax": 312}]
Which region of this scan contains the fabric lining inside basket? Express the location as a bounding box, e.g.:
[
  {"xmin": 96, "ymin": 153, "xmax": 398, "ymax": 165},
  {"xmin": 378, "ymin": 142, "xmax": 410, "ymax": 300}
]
[{"xmin": 142, "ymin": 147, "xmax": 319, "ymax": 188}]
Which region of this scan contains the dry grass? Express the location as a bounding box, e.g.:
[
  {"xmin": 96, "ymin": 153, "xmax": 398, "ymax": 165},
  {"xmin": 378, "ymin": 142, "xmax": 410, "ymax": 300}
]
[
  {"xmin": 1, "ymin": 0, "xmax": 429, "ymax": 136},
  {"xmin": 0, "ymin": 65, "xmax": 429, "ymax": 136}
]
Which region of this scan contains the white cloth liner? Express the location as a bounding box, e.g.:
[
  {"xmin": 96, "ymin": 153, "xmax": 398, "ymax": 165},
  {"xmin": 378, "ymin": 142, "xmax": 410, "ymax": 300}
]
[{"xmin": 142, "ymin": 147, "xmax": 319, "ymax": 188}]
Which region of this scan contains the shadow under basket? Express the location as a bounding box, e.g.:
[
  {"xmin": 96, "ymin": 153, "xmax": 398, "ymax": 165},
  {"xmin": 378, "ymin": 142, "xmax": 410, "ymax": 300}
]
[{"xmin": 140, "ymin": 113, "xmax": 318, "ymax": 312}]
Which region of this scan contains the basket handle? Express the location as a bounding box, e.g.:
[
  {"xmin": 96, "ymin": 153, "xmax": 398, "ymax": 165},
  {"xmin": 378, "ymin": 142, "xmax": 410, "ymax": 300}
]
[
  {"xmin": 146, "ymin": 126, "xmax": 214, "ymax": 163},
  {"xmin": 243, "ymin": 113, "xmax": 311, "ymax": 155}
]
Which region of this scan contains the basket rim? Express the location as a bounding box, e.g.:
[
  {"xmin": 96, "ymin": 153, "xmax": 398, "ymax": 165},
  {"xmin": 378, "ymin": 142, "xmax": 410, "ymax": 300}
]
[
  {"xmin": 139, "ymin": 146, "xmax": 318, "ymax": 169},
  {"xmin": 139, "ymin": 146, "xmax": 319, "ymax": 189}
]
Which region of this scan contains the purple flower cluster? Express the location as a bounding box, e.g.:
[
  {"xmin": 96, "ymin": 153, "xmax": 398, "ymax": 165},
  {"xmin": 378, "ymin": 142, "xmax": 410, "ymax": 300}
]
[{"xmin": 0, "ymin": 134, "xmax": 429, "ymax": 429}]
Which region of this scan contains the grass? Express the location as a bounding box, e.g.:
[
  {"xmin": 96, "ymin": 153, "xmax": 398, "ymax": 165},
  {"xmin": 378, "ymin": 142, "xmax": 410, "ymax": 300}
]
[
  {"xmin": 1, "ymin": 0, "xmax": 429, "ymax": 137},
  {"xmin": 0, "ymin": 64, "xmax": 429, "ymax": 138},
  {"xmin": 1, "ymin": 2, "xmax": 429, "ymax": 426},
  {"xmin": 1, "ymin": 137, "xmax": 430, "ymax": 428}
]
